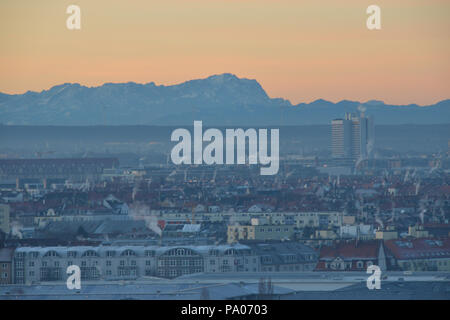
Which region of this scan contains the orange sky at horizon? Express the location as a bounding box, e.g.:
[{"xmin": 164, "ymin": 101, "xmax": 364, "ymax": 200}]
[{"xmin": 0, "ymin": 0, "xmax": 449, "ymax": 105}]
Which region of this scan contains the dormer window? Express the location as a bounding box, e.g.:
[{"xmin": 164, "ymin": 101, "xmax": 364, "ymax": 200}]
[
  {"xmin": 121, "ymin": 249, "xmax": 136, "ymax": 257},
  {"xmin": 82, "ymin": 250, "xmax": 99, "ymax": 257},
  {"xmin": 44, "ymin": 250, "xmax": 60, "ymax": 258}
]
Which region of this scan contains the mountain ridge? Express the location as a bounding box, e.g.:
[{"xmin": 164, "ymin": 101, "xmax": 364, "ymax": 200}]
[{"xmin": 0, "ymin": 73, "xmax": 449, "ymax": 125}]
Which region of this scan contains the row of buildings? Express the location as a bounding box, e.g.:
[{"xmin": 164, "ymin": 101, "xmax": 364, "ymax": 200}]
[
  {"xmin": 1, "ymin": 237, "xmax": 449, "ymax": 285},
  {"xmin": 315, "ymin": 238, "xmax": 450, "ymax": 272},
  {"xmin": 0, "ymin": 242, "xmax": 318, "ymax": 284}
]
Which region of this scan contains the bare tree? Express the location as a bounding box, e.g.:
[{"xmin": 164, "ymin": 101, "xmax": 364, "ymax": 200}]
[
  {"xmin": 200, "ymin": 287, "xmax": 210, "ymax": 300},
  {"xmin": 266, "ymin": 277, "xmax": 273, "ymax": 295},
  {"xmin": 258, "ymin": 277, "xmax": 266, "ymax": 298}
]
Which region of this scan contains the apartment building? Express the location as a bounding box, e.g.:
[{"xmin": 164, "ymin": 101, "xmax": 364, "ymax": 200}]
[
  {"xmin": 248, "ymin": 242, "xmax": 318, "ymax": 272},
  {"xmin": 227, "ymin": 224, "xmax": 295, "ymax": 243},
  {"xmin": 384, "ymin": 238, "xmax": 450, "ymax": 271},
  {"xmin": 0, "ymin": 204, "xmax": 10, "ymax": 234},
  {"xmin": 294, "ymin": 211, "xmax": 343, "ymax": 229},
  {"xmin": 0, "ymin": 248, "xmax": 14, "ymax": 284},
  {"xmin": 13, "ymin": 243, "xmax": 259, "ymax": 283}
]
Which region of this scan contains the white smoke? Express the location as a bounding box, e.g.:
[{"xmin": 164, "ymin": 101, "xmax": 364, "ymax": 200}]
[
  {"xmin": 132, "ymin": 184, "xmax": 139, "ymax": 202},
  {"xmin": 403, "ymin": 170, "xmax": 410, "ymax": 183},
  {"xmin": 285, "ymin": 170, "xmax": 294, "ymax": 179},
  {"xmin": 355, "ymin": 156, "xmax": 364, "ymax": 169},
  {"xmin": 367, "ymin": 139, "xmax": 374, "ymax": 158},
  {"xmin": 419, "ymin": 201, "xmax": 426, "ymax": 224},
  {"xmin": 128, "ymin": 203, "xmax": 162, "ymax": 236},
  {"xmin": 168, "ymin": 170, "xmax": 177, "ymax": 178},
  {"xmin": 10, "ymin": 221, "xmax": 23, "ymax": 239},
  {"xmin": 375, "ymin": 217, "xmax": 384, "ymax": 229},
  {"xmin": 415, "ymin": 180, "xmax": 421, "ymax": 196},
  {"xmin": 419, "ymin": 210, "xmax": 425, "ymax": 224}
]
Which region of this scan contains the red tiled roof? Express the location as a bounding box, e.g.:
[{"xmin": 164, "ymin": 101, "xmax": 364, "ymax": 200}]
[
  {"xmin": 318, "ymin": 240, "xmax": 380, "ymax": 260},
  {"xmin": 384, "ymin": 238, "xmax": 450, "ymax": 260}
]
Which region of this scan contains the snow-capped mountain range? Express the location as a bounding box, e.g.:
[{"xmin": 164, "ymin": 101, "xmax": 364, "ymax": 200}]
[{"xmin": 0, "ymin": 73, "xmax": 448, "ymax": 125}]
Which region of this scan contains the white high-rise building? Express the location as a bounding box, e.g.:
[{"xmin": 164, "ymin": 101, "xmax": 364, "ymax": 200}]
[{"xmin": 331, "ymin": 112, "xmax": 374, "ymax": 161}]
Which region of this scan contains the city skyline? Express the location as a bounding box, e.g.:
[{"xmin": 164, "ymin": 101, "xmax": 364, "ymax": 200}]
[{"xmin": 1, "ymin": 0, "xmax": 449, "ymax": 306}]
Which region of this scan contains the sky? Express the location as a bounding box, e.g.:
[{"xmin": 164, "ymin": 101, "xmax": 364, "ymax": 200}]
[{"xmin": 0, "ymin": 0, "xmax": 449, "ymax": 105}]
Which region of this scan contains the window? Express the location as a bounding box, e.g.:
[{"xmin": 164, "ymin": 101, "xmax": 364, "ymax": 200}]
[
  {"xmin": 44, "ymin": 250, "xmax": 59, "ymax": 258},
  {"xmin": 121, "ymin": 250, "xmax": 136, "ymax": 257},
  {"xmin": 145, "ymin": 250, "xmax": 155, "ymax": 257},
  {"xmin": 29, "ymin": 262, "xmax": 34, "ymax": 267},
  {"xmin": 145, "ymin": 260, "xmax": 151, "ymax": 266},
  {"xmin": 131, "ymin": 260, "xmax": 136, "ymax": 266},
  {"xmin": 106, "ymin": 261, "xmax": 112, "ymax": 266},
  {"xmin": 82, "ymin": 250, "xmax": 98, "ymax": 258}
]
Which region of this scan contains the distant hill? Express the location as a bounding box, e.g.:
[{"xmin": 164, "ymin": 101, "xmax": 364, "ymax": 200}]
[{"xmin": 0, "ymin": 73, "xmax": 448, "ymax": 125}]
